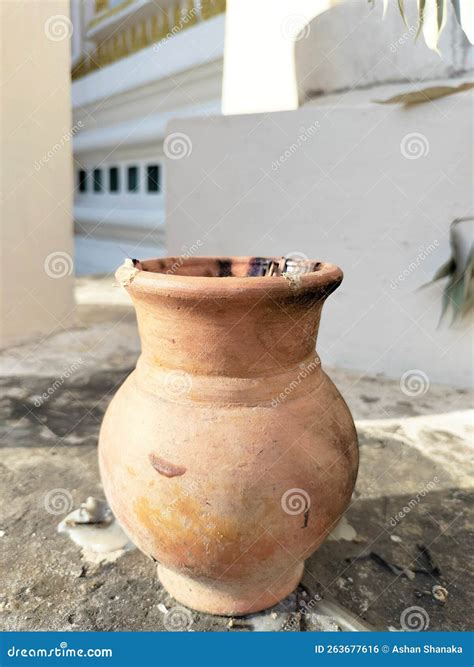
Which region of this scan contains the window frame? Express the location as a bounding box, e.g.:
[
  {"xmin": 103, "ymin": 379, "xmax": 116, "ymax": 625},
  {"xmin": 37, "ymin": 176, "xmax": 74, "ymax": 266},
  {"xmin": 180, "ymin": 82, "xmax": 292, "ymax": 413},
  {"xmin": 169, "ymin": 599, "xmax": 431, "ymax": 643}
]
[
  {"xmin": 146, "ymin": 164, "xmax": 161, "ymax": 193},
  {"xmin": 93, "ymin": 168, "xmax": 103, "ymax": 193},
  {"xmin": 109, "ymin": 166, "xmax": 120, "ymax": 193},
  {"xmin": 127, "ymin": 165, "xmax": 139, "ymax": 193}
]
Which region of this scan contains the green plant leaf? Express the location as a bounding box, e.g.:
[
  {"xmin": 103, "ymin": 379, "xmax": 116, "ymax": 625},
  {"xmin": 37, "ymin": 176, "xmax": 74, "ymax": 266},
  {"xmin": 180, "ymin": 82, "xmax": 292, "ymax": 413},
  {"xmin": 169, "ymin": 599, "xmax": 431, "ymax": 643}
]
[
  {"xmin": 449, "ymin": 275, "xmax": 466, "ymax": 322},
  {"xmin": 433, "ymin": 259, "xmax": 455, "ymax": 282},
  {"xmin": 418, "ymin": 258, "xmax": 454, "ymax": 291},
  {"xmin": 422, "ymin": 0, "xmax": 448, "ymax": 52},
  {"xmin": 439, "ymin": 277, "xmax": 453, "ymax": 324},
  {"xmin": 416, "ymin": 0, "xmax": 427, "ymax": 40},
  {"xmin": 451, "ymin": 0, "xmax": 461, "ymax": 23},
  {"xmin": 462, "ymin": 250, "xmax": 474, "ymax": 300},
  {"xmin": 398, "ymin": 0, "xmax": 409, "ymax": 27}
]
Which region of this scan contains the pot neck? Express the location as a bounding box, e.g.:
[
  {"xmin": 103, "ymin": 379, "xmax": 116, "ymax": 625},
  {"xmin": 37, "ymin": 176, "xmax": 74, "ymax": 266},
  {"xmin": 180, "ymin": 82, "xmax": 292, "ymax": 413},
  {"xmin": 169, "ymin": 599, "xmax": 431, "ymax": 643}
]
[{"xmin": 131, "ymin": 291, "xmax": 327, "ymax": 377}]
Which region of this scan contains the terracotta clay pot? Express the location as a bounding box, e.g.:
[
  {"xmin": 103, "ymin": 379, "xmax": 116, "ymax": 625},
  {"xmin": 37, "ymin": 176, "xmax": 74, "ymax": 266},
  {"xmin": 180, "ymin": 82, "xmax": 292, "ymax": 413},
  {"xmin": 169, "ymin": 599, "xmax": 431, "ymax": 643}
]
[{"xmin": 99, "ymin": 256, "xmax": 358, "ymax": 616}]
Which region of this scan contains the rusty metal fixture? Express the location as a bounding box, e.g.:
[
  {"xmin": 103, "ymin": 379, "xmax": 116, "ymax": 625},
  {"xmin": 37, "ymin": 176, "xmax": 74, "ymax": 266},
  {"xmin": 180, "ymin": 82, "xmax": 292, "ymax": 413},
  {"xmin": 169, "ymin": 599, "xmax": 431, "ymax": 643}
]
[{"xmin": 99, "ymin": 256, "xmax": 359, "ymax": 615}]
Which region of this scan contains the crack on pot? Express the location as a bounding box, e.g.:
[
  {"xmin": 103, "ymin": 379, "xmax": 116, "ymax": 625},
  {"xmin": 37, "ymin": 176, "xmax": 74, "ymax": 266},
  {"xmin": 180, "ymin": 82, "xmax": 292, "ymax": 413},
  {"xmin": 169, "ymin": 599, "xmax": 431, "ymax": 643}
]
[
  {"xmin": 148, "ymin": 453, "xmax": 187, "ymax": 478},
  {"xmin": 303, "ymin": 507, "xmax": 310, "ymax": 528}
]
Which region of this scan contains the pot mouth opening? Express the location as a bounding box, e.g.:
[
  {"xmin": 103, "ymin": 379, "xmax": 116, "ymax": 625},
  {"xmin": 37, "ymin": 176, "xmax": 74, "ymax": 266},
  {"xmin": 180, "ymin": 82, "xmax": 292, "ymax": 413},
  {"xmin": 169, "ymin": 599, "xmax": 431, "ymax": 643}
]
[
  {"xmin": 134, "ymin": 256, "xmax": 323, "ymax": 278},
  {"xmin": 117, "ymin": 256, "xmax": 343, "ymax": 300}
]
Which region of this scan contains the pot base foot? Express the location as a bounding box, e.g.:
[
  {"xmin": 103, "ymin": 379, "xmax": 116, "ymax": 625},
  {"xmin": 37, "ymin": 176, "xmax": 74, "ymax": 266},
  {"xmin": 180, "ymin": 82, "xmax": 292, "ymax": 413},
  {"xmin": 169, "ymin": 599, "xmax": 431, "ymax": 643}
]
[{"xmin": 158, "ymin": 562, "xmax": 304, "ymax": 617}]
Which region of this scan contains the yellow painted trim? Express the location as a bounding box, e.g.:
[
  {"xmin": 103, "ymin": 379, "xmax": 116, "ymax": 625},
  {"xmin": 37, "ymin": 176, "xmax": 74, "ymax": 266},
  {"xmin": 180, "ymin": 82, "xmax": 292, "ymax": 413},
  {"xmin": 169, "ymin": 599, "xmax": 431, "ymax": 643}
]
[
  {"xmin": 75, "ymin": 0, "xmax": 226, "ymax": 81},
  {"xmin": 89, "ymin": 0, "xmax": 134, "ymax": 29}
]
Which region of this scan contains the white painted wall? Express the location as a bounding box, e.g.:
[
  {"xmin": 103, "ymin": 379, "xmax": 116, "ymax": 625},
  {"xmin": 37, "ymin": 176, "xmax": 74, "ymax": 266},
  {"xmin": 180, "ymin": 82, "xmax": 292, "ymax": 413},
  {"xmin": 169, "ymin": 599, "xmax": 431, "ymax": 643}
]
[
  {"xmin": 294, "ymin": 0, "xmax": 473, "ymax": 98},
  {"xmin": 222, "ymin": 0, "xmax": 334, "ymax": 115},
  {"xmin": 223, "ymin": 0, "xmax": 473, "ymax": 115},
  {"xmin": 165, "ymin": 84, "xmax": 473, "ymax": 387}
]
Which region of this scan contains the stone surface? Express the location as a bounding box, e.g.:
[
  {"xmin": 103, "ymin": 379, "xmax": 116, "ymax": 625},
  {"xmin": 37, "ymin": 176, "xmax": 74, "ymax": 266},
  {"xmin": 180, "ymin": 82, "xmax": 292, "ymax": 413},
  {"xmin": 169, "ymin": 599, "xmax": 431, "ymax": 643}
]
[{"xmin": 0, "ymin": 291, "xmax": 472, "ymax": 631}]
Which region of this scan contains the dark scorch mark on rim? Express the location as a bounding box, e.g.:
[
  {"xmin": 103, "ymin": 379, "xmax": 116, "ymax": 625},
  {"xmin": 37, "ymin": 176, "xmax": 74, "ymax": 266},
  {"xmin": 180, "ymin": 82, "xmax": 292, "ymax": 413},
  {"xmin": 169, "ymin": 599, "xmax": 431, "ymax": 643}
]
[{"xmin": 217, "ymin": 259, "xmax": 233, "ymax": 277}]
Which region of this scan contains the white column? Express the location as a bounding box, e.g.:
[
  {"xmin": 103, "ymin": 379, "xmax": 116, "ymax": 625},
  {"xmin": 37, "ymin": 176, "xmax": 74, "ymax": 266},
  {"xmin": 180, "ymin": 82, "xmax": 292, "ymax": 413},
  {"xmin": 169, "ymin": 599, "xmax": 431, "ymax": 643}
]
[{"xmin": 0, "ymin": 0, "xmax": 74, "ymax": 347}]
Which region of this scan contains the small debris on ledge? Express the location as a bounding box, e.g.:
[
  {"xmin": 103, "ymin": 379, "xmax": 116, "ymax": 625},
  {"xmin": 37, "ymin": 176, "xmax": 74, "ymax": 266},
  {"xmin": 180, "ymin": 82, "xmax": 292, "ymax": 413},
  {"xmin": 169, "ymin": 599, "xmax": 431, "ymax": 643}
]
[
  {"xmin": 57, "ymin": 497, "xmax": 134, "ymax": 564},
  {"xmin": 432, "ymin": 585, "xmax": 449, "ymax": 603},
  {"xmin": 327, "ymin": 515, "xmax": 360, "ymax": 542}
]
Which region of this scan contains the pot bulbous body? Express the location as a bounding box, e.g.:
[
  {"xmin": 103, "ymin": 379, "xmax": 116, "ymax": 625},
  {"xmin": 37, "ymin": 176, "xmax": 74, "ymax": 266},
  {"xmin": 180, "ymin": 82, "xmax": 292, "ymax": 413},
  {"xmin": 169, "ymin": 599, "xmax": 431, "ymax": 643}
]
[{"xmin": 99, "ymin": 257, "xmax": 359, "ymax": 615}]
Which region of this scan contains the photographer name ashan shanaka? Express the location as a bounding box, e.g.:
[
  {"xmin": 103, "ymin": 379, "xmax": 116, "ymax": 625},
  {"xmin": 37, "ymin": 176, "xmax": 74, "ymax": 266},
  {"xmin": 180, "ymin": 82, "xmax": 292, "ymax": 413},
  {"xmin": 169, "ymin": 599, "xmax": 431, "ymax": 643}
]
[{"xmin": 393, "ymin": 644, "xmax": 463, "ymax": 654}]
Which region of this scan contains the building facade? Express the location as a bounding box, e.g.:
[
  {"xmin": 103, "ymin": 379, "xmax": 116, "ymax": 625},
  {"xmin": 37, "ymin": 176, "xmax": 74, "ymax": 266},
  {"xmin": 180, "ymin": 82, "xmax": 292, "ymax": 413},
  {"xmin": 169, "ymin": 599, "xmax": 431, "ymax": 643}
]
[{"xmin": 71, "ymin": 0, "xmax": 225, "ymax": 274}]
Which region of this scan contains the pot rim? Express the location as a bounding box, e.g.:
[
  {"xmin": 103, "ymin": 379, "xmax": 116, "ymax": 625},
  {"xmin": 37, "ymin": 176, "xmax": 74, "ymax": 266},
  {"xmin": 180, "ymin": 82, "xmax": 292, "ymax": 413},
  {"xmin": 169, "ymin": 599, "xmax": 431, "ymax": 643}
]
[{"xmin": 116, "ymin": 255, "xmax": 343, "ymax": 300}]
